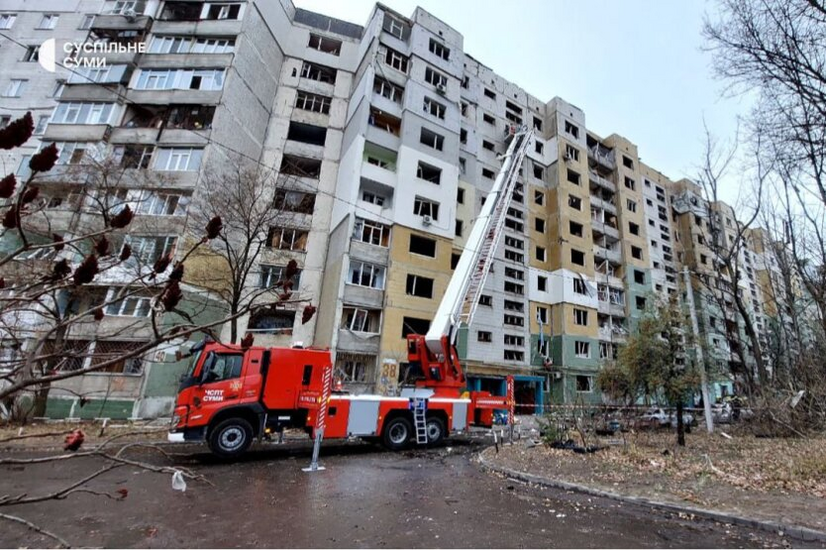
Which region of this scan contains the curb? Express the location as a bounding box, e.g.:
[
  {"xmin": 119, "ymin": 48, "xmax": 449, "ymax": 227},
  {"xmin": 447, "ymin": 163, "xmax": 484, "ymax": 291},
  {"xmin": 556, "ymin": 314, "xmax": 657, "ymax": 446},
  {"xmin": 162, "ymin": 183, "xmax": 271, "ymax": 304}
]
[{"xmin": 478, "ymin": 449, "xmax": 826, "ymax": 543}]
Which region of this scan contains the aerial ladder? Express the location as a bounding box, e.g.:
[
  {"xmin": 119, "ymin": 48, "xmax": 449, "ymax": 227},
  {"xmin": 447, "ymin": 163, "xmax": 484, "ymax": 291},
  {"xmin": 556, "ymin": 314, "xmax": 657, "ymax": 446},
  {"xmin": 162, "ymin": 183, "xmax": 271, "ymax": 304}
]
[{"xmin": 406, "ymin": 124, "xmax": 534, "ymax": 413}]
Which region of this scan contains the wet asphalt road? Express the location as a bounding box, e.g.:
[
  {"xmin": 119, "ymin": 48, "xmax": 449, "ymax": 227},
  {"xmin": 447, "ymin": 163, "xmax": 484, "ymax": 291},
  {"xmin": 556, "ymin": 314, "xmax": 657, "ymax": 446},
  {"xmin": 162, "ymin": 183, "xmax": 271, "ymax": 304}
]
[{"xmin": 0, "ymin": 440, "xmax": 801, "ymax": 548}]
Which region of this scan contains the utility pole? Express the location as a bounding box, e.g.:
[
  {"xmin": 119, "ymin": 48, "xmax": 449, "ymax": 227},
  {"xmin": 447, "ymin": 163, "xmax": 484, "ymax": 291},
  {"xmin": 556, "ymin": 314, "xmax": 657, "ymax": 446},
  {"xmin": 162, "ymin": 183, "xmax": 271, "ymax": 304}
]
[{"xmin": 684, "ymin": 266, "xmax": 714, "ymax": 433}]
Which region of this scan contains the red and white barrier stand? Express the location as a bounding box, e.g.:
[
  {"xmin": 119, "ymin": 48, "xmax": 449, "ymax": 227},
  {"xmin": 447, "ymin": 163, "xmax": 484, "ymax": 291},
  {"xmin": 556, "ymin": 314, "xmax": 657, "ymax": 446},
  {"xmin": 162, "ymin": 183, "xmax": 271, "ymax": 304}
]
[
  {"xmin": 506, "ymin": 375, "xmax": 515, "ymax": 443},
  {"xmin": 303, "ymin": 364, "xmax": 333, "ymax": 473}
]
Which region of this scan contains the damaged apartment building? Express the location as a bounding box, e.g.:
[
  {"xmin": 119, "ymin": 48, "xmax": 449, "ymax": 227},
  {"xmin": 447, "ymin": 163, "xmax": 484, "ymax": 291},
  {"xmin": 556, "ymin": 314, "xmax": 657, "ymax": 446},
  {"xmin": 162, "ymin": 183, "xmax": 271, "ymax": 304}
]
[{"xmin": 0, "ymin": 0, "xmax": 791, "ymax": 418}]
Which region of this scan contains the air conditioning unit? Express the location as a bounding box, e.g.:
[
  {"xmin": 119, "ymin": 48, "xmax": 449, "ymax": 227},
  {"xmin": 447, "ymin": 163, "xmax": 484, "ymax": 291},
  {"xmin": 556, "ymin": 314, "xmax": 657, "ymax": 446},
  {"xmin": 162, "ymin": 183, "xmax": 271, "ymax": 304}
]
[
  {"xmin": 435, "ymin": 83, "xmax": 447, "ymax": 95},
  {"xmin": 422, "ymin": 215, "xmax": 432, "ymax": 226}
]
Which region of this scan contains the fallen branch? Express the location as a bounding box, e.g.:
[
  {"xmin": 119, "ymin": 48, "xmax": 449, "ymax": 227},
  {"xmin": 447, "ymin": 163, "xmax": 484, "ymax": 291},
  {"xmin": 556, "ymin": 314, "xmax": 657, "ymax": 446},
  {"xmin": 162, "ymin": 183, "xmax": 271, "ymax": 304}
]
[{"xmin": 0, "ymin": 512, "xmax": 71, "ymax": 548}]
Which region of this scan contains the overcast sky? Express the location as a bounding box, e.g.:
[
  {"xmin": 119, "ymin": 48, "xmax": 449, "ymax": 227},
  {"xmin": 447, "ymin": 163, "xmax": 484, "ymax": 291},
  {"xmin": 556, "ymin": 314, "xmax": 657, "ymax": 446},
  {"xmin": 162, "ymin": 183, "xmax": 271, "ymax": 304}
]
[{"xmin": 294, "ymin": 0, "xmax": 751, "ymax": 202}]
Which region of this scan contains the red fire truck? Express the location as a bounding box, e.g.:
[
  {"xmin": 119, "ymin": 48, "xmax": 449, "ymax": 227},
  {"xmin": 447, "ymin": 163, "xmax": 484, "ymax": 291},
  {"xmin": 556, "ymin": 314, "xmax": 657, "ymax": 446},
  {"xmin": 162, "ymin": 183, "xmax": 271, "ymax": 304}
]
[{"xmin": 168, "ymin": 127, "xmax": 533, "ymax": 458}]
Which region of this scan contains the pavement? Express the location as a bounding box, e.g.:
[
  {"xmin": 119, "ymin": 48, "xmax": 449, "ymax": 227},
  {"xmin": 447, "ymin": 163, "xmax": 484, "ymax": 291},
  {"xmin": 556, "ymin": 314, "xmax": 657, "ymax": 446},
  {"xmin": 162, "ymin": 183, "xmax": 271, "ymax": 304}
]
[{"xmin": 0, "ymin": 439, "xmax": 810, "ymax": 548}]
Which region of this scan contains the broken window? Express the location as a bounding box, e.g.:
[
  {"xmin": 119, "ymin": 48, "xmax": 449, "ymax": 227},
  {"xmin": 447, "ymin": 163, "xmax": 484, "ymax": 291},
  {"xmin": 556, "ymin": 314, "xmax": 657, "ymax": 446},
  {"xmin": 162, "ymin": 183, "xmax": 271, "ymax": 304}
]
[
  {"xmin": 574, "ymin": 308, "xmax": 589, "ymax": 326},
  {"xmin": 567, "ymin": 169, "xmax": 580, "ymax": 185},
  {"xmin": 417, "ymin": 162, "xmax": 441, "ymax": 184},
  {"xmin": 482, "ymin": 140, "xmax": 495, "ymax": 152},
  {"xmin": 576, "ymin": 375, "xmax": 593, "ymax": 392},
  {"xmin": 477, "ymin": 331, "xmax": 492, "ymax": 343},
  {"xmin": 384, "ymin": 47, "xmax": 409, "ymax": 73},
  {"xmin": 249, "ymin": 311, "xmax": 295, "ymax": 333},
  {"xmin": 349, "ymin": 261, "xmax": 385, "ymax": 289},
  {"xmin": 624, "ymin": 177, "xmax": 636, "ymax": 191},
  {"xmin": 267, "ymin": 227, "xmax": 309, "ymax": 251},
  {"xmin": 626, "ymin": 199, "xmax": 637, "ymax": 213},
  {"xmin": 413, "ymin": 197, "xmax": 439, "ymax": 220},
  {"xmin": 373, "ymin": 77, "xmax": 403, "ymax": 103},
  {"xmin": 280, "ymin": 155, "xmax": 322, "ymax": 179},
  {"xmin": 419, "ymin": 128, "xmax": 444, "ymax": 151},
  {"xmin": 260, "ymin": 264, "xmax": 301, "ymax": 289},
  {"xmin": 409, "ymin": 234, "xmax": 436, "ymax": 257},
  {"xmin": 402, "ymin": 317, "xmax": 430, "ymax": 338},
  {"xmin": 287, "ymin": 121, "xmax": 327, "ymax": 146},
  {"xmin": 424, "ymin": 67, "xmax": 447, "ymax": 88},
  {"xmin": 622, "ymin": 155, "xmax": 634, "ymax": 169},
  {"xmin": 565, "ymin": 144, "xmax": 579, "ymax": 161},
  {"xmin": 483, "ymin": 113, "xmax": 495, "ymax": 125},
  {"xmin": 535, "ymin": 218, "xmax": 546, "ymax": 233},
  {"xmin": 482, "ymin": 168, "xmax": 495, "ymax": 179},
  {"xmin": 634, "ymin": 270, "xmax": 645, "ymax": 284},
  {"xmin": 295, "ymin": 91, "xmax": 331, "ymax": 114},
  {"xmin": 308, "ymin": 33, "xmax": 341, "ymax": 56},
  {"xmin": 571, "ymin": 249, "xmax": 585, "ymax": 266},
  {"xmin": 423, "ymin": 97, "xmax": 446, "ymax": 119},
  {"xmin": 533, "ymin": 116, "xmax": 543, "ymax": 131},
  {"xmin": 369, "ymin": 107, "xmax": 402, "ymax": 136},
  {"xmin": 341, "ymin": 307, "xmax": 381, "ymax": 333},
  {"xmin": 483, "ymin": 88, "xmax": 496, "ymax": 100},
  {"xmin": 504, "ymin": 314, "xmax": 524, "ymax": 327},
  {"xmin": 382, "ymin": 13, "xmax": 408, "ymax": 40},
  {"xmin": 568, "ymin": 195, "xmax": 582, "ymax": 211},
  {"xmin": 504, "ymin": 334, "xmax": 525, "ymax": 346},
  {"xmin": 406, "ymin": 274, "xmax": 434, "ymax": 298},
  {"xmin": 354, "ymin": 218, "xmax": 390, "ymax": 247},
  {"xmin": 457, "ymin": 188, "xmax": 465, "ymax": 204},
  {"xmin": 629, "ymin": 222, "xmax": 640, "ymax": 236},
  {"xmin": 428, "ymin": 38, "xmax": 450, "ymax": 60},
  {"xmin": 573, "ymin": 278, "xmax": 588, "ymax": 295},
  {"xmin": 204, "ymin": 3, "xmax": 242, "ymax": 20},
  {"xmin": 534, "ymin": 191, "xmax": 545, "ymax": 206},
  {"xmin": 569, "ymin": 220, "xmax": 583, "ymax": 238},
  {"xmin": 574, "ymin": 341, "xmax": 590, "ymax": 358},
  {"xmin": 273, "ymin": 190, "xmax": 316, "ymax": 214},
  {"xmin": 564, "ymin": 121, "xmax": 579, "ymax": 139},
  {"xmin": 300, "ymin": 61, "xmax": 337, "ymax": 84},
  {"xmin": 115, "ymin": 145, "xmax": 154, "ymax": 169},
  {"xmin": 533, "ymin": 165, "xmax": 545, "ymax": 180}
]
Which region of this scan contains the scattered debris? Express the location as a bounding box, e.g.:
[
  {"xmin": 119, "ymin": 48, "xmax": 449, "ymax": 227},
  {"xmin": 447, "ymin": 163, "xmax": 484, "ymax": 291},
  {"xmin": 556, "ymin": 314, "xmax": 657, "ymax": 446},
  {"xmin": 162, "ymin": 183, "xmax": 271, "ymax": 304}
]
[{"xmin": 171, "ymin": 470, "xmax": 187, "ymax": 492}]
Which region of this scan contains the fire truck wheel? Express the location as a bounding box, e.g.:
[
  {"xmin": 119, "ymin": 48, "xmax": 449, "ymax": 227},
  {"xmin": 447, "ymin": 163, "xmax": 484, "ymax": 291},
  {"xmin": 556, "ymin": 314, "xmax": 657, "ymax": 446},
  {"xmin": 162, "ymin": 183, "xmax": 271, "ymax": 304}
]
[
  {"xmin": 382, "ymin": 416, "xmax": 413, "ymax": 451},
  {"xmin": 208, "ymin": 417, "xmax": 253, "ymax": 458},
  {"xmin": 425, "ymin": 417, "xmax": 446, "ymax": 445}
]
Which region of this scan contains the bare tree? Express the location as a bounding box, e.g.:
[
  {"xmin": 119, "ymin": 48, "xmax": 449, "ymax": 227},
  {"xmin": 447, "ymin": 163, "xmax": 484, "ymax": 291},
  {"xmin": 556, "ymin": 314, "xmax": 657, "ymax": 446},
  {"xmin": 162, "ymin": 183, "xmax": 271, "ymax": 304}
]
[
  {"xmin": 186, "ymin": 153, "xmax": 315, "ymax": 344},
  {"xmin": 704, "ymin": 0, "xmax": 826, "ymax": 426},
  {"xmin": 693, "ymin": 127, "xmax": 769, "ymax": 390}
]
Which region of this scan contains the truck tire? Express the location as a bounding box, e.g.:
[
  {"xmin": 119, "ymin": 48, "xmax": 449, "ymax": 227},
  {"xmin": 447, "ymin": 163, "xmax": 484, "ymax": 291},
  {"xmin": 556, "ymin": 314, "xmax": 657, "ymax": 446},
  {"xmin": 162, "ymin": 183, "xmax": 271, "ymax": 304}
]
[
  {"xmin": 382, "ymin": 416, "xmax": 412, "ymax": 451},
  {"xmin": 425, "ymin": 417, "xmax": 446, "ymax": 446},
  {"xmin": 208, "ymin": 417, "xmax": 253, "ymax": 459}
]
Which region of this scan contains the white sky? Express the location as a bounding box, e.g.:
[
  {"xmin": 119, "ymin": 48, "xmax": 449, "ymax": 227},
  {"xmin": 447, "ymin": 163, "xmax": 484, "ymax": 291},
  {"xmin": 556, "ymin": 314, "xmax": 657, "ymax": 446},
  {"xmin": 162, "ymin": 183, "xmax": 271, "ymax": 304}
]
[{"xmin": 294, "ymin": 0, "xmax": 751, "ymax": 203}]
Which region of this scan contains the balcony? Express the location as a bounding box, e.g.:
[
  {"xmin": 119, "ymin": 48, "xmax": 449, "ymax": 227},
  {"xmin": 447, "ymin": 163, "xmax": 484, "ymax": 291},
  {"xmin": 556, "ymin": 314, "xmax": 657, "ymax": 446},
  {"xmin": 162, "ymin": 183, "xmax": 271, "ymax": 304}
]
[
  {"xmin": 91, "ymin": 13, "xmax": 153, "ymax": 30},
  {"xmin": 590, "ymin": 195, "xmax": 616, "ymax": 214},
  {"xmin": 589, "ymin": 170, "xmax": 616, "ymax": 193},
  {"xmin": 138, "ymin": 53, "xmax": 234, "ymax": 70},
  {"xmin": 588, "ymin": 144, "xmax": 615, "ymax": 171},
  {"xmin": 126, "ymin": 88, "xmax": 222, "ymax": 106},
  {"xmin": 593, "ymin": 244, "xmax": 622, "ymax": 265},
  {"xmin": 43, "ymin": 124, "xmax": 111, "ymax": 142}
]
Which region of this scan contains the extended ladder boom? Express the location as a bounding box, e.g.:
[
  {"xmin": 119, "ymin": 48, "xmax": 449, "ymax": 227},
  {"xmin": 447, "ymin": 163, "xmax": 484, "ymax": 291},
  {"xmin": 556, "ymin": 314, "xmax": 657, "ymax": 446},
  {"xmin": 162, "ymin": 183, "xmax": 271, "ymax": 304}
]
[{"xmin": 424, "ymin": 126, "xmax": 533, "ymax": 355}]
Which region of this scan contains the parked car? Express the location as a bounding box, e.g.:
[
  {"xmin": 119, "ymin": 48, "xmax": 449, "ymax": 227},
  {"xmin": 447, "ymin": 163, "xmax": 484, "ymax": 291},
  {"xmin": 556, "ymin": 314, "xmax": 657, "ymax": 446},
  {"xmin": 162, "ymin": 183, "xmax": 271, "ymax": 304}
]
[
  {"xmin": 709, "ymin": 401, "xmax": 754, "ymax": 423},
  {"xmin": 637, "ymin": 407, "xmax": 695, "ymax": 429}
]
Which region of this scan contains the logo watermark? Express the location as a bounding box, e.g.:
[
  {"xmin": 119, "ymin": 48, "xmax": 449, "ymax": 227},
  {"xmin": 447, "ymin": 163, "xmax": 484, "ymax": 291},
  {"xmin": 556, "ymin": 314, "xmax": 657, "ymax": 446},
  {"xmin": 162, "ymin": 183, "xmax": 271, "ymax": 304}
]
[{"xmin": 37, "ymin": 38, "xmax": 146, "ymax": 73}]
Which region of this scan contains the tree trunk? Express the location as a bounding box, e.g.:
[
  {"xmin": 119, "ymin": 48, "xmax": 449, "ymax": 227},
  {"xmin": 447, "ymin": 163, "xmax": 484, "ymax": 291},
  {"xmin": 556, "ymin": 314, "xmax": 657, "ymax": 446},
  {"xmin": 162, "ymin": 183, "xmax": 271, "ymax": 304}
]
[
  {"xmin": 676, "ymin": 401, "xmax": 686, "ymax": 447},
  {"xmin": 229, "ymin": 302, "xmax": 239, "ymax": 344}
]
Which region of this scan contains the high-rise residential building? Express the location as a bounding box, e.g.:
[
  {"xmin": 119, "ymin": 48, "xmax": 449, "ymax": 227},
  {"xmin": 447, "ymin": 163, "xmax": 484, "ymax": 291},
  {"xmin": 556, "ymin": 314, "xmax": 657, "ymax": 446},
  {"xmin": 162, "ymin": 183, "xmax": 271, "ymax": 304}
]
[{"xmin": 0, "ymin": 0, "xmax": 804, "ymax": 418}]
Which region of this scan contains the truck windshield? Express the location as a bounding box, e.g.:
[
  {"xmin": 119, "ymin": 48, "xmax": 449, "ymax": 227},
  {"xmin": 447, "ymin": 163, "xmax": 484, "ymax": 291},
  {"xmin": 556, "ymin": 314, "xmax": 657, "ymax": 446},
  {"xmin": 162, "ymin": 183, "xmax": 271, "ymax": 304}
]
[{"xmin": 185, "ymin": 349, "xmax": 203, "ymax": 379}]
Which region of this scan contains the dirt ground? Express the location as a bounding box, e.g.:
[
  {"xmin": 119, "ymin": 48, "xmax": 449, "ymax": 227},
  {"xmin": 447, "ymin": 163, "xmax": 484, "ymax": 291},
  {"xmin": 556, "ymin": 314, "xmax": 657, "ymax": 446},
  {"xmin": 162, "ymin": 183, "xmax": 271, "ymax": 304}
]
[{"xmin": 486, "ymin": 429, "xmax": 826, "ymax": 534}]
